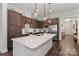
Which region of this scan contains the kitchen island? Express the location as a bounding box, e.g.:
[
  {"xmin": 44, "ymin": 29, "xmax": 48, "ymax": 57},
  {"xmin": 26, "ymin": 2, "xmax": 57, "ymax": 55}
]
[{"xmin": 12, "ymin": 33, "xmax": 56, "ymax": 56}]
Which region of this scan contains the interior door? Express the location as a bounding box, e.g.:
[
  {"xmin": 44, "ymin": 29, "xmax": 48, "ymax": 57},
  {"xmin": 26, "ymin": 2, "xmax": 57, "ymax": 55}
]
[{"xmin": 63, "ymin": 19, "xmax": 73, "ymax": 35}]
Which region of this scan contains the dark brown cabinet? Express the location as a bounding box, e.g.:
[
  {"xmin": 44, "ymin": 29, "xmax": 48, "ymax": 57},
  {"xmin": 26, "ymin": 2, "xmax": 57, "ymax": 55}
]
[
  {"xmin": 49, "ymin": 18, "xmax": 59, "ymax": 25},
  {"xmin": 22, "ymin": 16, "xmax": 27, "ymax": 27},
  {"xmin": 8, "ymin": 10, "xmax": 22, "ymax": 26},
  {"xmin": 31, "ymin": 19, "xmax": 37, "ymax": 28},
  {"xmin": 42, "ymin": 18, "xmax": 59, "ymax": 27},
  {"xmin": 36, "ymin": 21, "xmax": 40, "ymax": 28},
  {"xmin": 8, "ymin": 10, "xmax": 17, "ymax": 26},
  {"xmin": 22, "ymin": 16, "xmax": 32, "ymax": 28},
  {"xmin": 7, "ymin": 10, "xmax": 23, "ymax": 49},
  {"xmin": 38, "ymin": 21, "xmax": 44, "ymax": 28},
  {"xmin": 30, "ymin": 19, "xmax": 40, "ymax": 28},
  {"xmin": 9, "ymin": 25, "xmax": 17, "ymax": 38}
]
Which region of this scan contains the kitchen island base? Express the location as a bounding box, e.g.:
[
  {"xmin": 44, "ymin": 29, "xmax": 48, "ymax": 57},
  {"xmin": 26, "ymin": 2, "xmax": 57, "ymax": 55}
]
[{"xmin": 13, "ymin": 39, "xmax": 52, "ymax": 56}]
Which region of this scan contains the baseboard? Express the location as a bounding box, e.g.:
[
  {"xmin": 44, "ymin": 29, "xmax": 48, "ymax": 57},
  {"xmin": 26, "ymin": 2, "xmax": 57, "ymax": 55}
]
[{"xmin": 1, "ymin": 49, "xmax": 8, "ymax": 53}]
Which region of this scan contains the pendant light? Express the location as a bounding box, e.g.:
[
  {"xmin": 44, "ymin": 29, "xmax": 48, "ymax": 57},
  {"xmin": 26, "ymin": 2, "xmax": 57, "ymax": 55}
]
[
  {"xmin": 48, "ymin": 3, "xmax": 52, "ymax": 23},
  {"xmin": 44, "ymin": 3, "xmax": 46, "ymax": 21},
  {"xmin": 34, "ymin": 3, "xmax": 38, "ymax": 16}
]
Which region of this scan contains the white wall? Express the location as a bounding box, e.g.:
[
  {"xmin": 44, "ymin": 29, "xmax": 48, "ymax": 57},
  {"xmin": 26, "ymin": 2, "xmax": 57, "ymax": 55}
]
[
  {"xmin": 0, "ymin": 3, "xmax": 8, "ymax": 53},
  {"xmin": 7, "ymin": 4, "xmax": 32, "ymax": 18},
  {"xmin": 52, "ymin": 9, "xmax": 79, "ymax": 42},
  {"xmin": 0, "ymin": 4, "xmax": 2, "ymax": 53},
  {"xmin": 7, "ymin": 4, "xmax": 24, "ymax": 15}
]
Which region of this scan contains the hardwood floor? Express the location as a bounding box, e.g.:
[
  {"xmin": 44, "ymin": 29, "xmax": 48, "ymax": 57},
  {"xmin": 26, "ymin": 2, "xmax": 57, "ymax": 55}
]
[
  {"xmin": 1, "ymin": 35, "xmax": 79, "ymax": 56},
  {"xmin": 60, "ymin": 35, "xmax": 77, "ymax": 56},
  {"xmin": 1, "ymin": 50, "xmax": 13, "ymax": 56},
  {"xmin": 46, "ymin": 35, "xmax": 78, "ymax": 56}
]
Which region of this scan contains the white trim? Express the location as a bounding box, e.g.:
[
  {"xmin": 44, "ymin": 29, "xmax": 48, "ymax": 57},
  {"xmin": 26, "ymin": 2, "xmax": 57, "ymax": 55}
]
[
  {"xmin": 0, "ymin": 3, "xmax": 8, "ymax": 54},
  {"xmin": 1, "ymin": 49, "xmax": 8, "ymax": 53}
]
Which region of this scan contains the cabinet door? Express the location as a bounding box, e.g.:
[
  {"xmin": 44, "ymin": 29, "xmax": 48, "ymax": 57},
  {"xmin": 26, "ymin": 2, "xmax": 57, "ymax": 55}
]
[
  {"xmin": 8, "ymin": 10, "xmax": 22, "ymax": 26},
  {"xmin": 25, "ymin": 17, "xmax": 30, "ymax": 23},
  {"xmin": 7, "ymin": 37, "xmax": 13, "ymax": 49},
  {"xmin": 34, "ymin": 20, "xmax": 38, "ymax": 28},
  {"xmin": 39, "ymin": 21, "xmax": 44, "ymax": 28},
  {"xmin": 16, "ymin": 13, "xmax": 22, "ymax": 26},
  {"xmin": 8, "ymin": 10, "xmax": 17, "ymax": 26},
  {"xmin": 8, "ymin": 10, "xmax": 23, "ymax": 49},
  {"xmin": 31, "ymin": 19, "xmax": 35, "ymax": 28},
  {"xmin": 9, "ymin": 25, "xmax": 17, "ymax": 38},
  {"xmin": 22, "ymin": 16, "xmax": 31, "ymax": 27},
  {"xmin": 22, "ymin": 16, "xmax": 26, "ymax": 27},
  {"xmin": 50, "ymin": 18, "xmax": 59, "ymax": 24},
  {"xmin": 36, "ymin": 21, "xmax": 40, "ymax": 28},
  {"xmin": 16, "ymin": 26, "xmax": 22, "ymax": 37}
]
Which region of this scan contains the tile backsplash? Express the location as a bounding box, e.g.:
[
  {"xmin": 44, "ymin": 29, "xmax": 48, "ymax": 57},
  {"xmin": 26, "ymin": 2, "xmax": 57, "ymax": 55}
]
[{"xmin": 22, "ymin": 28, "xmax": 49, "ymax": 34}]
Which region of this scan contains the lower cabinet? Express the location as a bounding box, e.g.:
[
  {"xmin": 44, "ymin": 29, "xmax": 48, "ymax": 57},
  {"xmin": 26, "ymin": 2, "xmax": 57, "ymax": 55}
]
[{"xmin": 7, "ymin": 25, "xmax": 22, "ymax": 49}]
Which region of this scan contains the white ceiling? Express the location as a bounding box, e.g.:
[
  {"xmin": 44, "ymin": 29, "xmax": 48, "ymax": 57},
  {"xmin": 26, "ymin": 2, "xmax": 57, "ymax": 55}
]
[{"xmin": 8, "ymin": 3, "xmax": 79, "ymax": 18}]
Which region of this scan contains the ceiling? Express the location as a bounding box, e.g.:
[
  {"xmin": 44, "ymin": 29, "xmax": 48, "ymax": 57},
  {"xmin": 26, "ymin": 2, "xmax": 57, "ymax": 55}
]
[{"xmin": 8, "ymin": 3, "xmax": 79, "ymax": 19}]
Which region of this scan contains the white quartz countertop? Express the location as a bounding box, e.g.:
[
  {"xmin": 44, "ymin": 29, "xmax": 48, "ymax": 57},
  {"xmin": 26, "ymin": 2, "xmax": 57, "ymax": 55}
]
[{"xmin": 12, "ymin": 33, "xmax": 56, "ymax": 49}]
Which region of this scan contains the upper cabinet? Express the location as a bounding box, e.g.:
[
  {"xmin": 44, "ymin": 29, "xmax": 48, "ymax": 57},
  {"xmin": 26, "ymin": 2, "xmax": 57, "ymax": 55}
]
[
  {"xmin": 22, "ymin": 16, "xmax": 26, "ymax": 27},
  {"xmin": 22, "ymin": 16, "xmax": 41, "ymax": 28},
  {"xmin": 16, "ymin": 13, "xmax": 22, "ymax": 26},
  {"xmin": 22, "ymin": 16, "xmax": 31, "ymax": 27},
  {"xmin": 8, "ymin": 10, "xmax": 16, "ymax": 26},
  {"xmin": 8, "ymin": 10, "xmax": 22, "ymax": 26},
  {"xmin": 48, "ymin": 18, "xmax": 59, "ymax": 25},
  {"xmin": 8, "ymin": 10, "xmax": 59, "ymax": 29},
  {"xmin": 45, "ymin": 18, "xmax": 59, "ymax": 26},
  {"xmin": 31, "ymin": 19, "xmax": 39, "ymax": 28},
  {"xmin": 7, "ymin": 10, "xmax": 23, "ymax": 49},
  {"xmin": 41, "ymin": 18, "xmax": 59, "ymax": 28}
]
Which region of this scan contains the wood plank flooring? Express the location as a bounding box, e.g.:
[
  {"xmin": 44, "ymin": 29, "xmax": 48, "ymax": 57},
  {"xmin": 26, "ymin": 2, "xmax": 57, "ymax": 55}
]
[
  {"xmin": 60, "ymin": 35, "xmax": 77, "ymax": 56},
  {"xmin": 46, "ymin": 35, "xmax": 78, "ymax": 56},
  {"xmin": 1, "ymin": 35, "xmax": 79, "ymax": 56}
]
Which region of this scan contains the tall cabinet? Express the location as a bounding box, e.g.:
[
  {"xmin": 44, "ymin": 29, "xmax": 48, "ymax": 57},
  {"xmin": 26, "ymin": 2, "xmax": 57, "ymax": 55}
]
[{"xmin": 7, "ymin": 10, "xmax": 23, "ymax": 49}]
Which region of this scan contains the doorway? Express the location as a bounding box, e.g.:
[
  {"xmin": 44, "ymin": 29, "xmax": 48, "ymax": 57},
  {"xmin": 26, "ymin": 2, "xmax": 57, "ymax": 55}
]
[
  {"xmin": 61, "ymin": 17, "xmax": 78, "ymax": 43},
  {"xmin": 63, "ymin": 18, "xmax": 73, "ymax": 35}
]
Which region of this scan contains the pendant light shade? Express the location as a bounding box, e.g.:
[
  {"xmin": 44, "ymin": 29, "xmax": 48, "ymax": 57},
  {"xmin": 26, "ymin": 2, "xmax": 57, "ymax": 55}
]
[
  {"xmin": 44, "ymin": 17, "xmax": 46, "ymax": 21},
  {"xmin": 48, "ymin": 3, "xmax": 52, "ymax": 23},
  {"xmin": 32, "ymin": 3, "xmax": 53, "ymax": 21},
  {"xmin": 43, "ymin": 3, "xmax": 46, "ymax": 21},
  {"xmin": 34, "ymin": 3, "xmax": 38, "ymax": 16},
  {"xmin": 34, "ymin": 12, "xmax": 37, "ymax": 16}
]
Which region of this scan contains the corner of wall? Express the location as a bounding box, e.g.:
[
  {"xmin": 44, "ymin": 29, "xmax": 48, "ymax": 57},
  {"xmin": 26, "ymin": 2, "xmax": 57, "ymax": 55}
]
[
  {"xmin": 1, "ymin": 49, "xmax": 8, "ymax": 53},
  {"xmin": 0, "ymin": 3, "xmax": 8, "ymax": 53}
]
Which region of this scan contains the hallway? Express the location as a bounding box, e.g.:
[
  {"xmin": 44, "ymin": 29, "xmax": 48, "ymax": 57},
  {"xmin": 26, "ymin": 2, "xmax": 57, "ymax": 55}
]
[
  {"xmin": 51, "ymin": 35, "xmax": 78, "ymax": 56},
  {"xmin": 59, "ymin": 35, "xmax": 77, "ymax": 56},
  {"xmin": 45, "ymin": 35, "xmax": 78, "ymax": 56}
]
